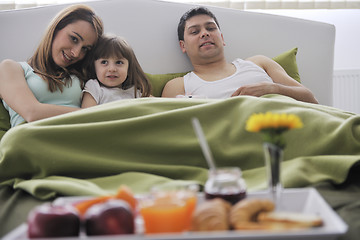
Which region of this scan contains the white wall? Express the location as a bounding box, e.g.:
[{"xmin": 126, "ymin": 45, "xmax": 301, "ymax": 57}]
[
  {"xmin": 250, "ymin": 9, "xmax": 360, "ymax": 114},
  {"xmin": 249, "ymin": 9, "xmax": 360, "ymax": 71}
]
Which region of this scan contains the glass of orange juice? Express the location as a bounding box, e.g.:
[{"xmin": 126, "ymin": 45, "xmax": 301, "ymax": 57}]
[{"xmin": 140, "ymin": 184, "xmax": 198, "ymax": 234}]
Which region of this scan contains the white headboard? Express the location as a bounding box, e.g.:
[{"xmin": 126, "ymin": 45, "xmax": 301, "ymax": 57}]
[{"xmin": 0, "ymin": 0, "xmax": 335, "ymax": 106}]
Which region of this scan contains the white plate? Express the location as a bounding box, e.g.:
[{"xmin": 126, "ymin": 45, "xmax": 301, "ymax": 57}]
[{"xmin": 3, "ymin": 188, "xmax": 348, "ymax": 240}]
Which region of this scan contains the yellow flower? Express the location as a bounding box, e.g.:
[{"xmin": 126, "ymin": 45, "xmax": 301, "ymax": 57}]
[
  {"xmin": 246, "ymin": 112, "xmax": 303, "ymax": 132},
  {"xmin": 246, "ymin": 112, "xmax": 303, "ymax": 149}
]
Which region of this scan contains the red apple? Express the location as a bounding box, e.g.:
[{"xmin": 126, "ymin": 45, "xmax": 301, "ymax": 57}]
[
  {"xmin": 85, "ymin": 199, "xmax": 135, "ymax": 235},
  {"xmin": 27, "ymin": 203, "xmax": 80, "ymax": 238}
]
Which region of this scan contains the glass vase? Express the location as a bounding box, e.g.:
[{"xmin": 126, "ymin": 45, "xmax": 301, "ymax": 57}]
[{"xmin": 263, "ymin": 142, "xmax": 283, "ymax": 209}]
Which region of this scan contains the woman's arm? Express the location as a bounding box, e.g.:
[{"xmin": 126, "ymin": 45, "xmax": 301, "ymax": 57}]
[
  {"xmin": 0, "ymin": 59, "xmax": 80, "ymax": 123},
  {"xmin": 232, "ymin": 55, "xmax": 318, "ymax": 104}
]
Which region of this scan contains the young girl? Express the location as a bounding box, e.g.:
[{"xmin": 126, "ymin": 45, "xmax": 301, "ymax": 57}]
[
  {"xmin": 81, "ymin": 34, "xmax": 152, "ymax": 108},
  {"xmin": 0, "ymin": 4, "xmax": 103, "ymax": 127}
]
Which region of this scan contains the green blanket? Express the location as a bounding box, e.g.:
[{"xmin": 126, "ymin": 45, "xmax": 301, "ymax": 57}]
[{"xmin": 0, "ymin": 95, "xmax": 359, "ymax": 200}]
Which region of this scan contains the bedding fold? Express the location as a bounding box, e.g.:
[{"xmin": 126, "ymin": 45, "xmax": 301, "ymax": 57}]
[{"xmin": 0, "ymin": 95, "xmax": 359, "ymax": 200}]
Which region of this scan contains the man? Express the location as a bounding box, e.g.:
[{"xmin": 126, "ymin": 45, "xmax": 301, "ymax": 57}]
[{"xmin": 162, "ymin": 7, "xmax": 318, "ymax": 104}]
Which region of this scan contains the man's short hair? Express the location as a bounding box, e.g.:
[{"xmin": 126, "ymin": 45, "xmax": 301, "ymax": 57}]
[{"xmin": 177, "ymin": 6, "xmax": 220, "ymax": 41}]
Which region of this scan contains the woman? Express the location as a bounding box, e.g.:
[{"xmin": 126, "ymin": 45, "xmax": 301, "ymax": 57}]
[{"xmin": 0, "ymin": 4, "xmax": 104, "ymax": 127}]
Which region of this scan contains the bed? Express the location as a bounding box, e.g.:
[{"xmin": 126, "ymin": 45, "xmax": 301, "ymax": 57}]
[{"xmin": 0, "ymin": 0, "xmax": 359, "ymax": 239}]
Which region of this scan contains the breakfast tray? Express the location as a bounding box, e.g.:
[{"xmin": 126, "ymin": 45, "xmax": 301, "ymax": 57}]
[{"xmin": 3, "ymin": 188, "xmax": 348, "ymax": 240}]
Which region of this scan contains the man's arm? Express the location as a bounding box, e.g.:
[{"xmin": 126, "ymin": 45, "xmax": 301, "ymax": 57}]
[
  {"xmin": 232, "ymin": 55, "xmax": 318, "ymax": 104},
  {"xmin": 161, "ymin": 77, "xmax": 186, "ymax": 98}
]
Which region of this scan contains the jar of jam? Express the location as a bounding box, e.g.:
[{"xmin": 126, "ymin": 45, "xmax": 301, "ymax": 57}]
[{"xmin": 204, "ymin": 167, "xmax": 247, "ymax": 205}]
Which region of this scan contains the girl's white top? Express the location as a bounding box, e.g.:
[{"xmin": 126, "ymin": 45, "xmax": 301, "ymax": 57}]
[{"xmin": 83, "ymin": 79, "xmax": 141, "ymax": 105}]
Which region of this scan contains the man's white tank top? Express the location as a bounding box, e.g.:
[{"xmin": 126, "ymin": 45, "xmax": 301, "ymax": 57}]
[{"xmin": 183, "ymin": 58, "xmax": 273, "ymax": 99}]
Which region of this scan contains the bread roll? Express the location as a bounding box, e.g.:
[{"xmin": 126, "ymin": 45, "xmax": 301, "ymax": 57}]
[
  {"xmin": 191, "ymin": 198, "xmax": 232, "ymax": 231},
  {"xmin": 230, "ymin": 198, "xmax": 275, "ymax": 229},
  {"xmin": 191, "ymin": 197, "xmax": 323, "ymax": 232},
  {"xmin": 258, "ymin": 211, "xmax": 323, "ymax": 228}
]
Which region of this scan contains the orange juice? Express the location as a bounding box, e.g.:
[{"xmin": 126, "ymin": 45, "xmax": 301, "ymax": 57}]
[
  {"xmin": 179, "ymin": 191, "xmax": 197, "ymax": 230},
  {"xmin": 140, "ymin": 199, "xmax": 188, "ymax": 233},
  {"xmin": 140, "ymin": 187, "xmax": 198, "ymax": 234}
]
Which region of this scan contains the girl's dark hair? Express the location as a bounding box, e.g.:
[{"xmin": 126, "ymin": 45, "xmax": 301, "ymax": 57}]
[
  {"xmin": 177, "ymin": 6, "xmax": 220, "ymax": 41},
  {"xmin": 87, "ymin": 34, "xmax": 151, "ymax": 97}
]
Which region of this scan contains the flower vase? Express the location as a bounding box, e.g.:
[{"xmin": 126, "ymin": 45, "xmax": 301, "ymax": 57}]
[{"xmin": 263, "ymin": 142, "xmax": 283, "ymax": 208}]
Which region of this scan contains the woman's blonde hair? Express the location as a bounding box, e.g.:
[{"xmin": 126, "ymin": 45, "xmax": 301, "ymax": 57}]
[
  {"xmin": 29, "ymin": 4, "xmax": 104, "ymax": 92},
  {"xmin": 87, "ymin": 34, "xmax": 151, "ymax": 97}
]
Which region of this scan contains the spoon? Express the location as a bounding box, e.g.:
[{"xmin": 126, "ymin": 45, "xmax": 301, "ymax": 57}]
[{"xmin": 191, "ymin": 117, "xmax": 217, "ymax": 171}]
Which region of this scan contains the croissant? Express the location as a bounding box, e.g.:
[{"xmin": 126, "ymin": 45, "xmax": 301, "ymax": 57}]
[
  {"xmin": 191, "ymin": 198, "xmax": 232, "ymax": 231},
  {"xmin": 230, "ymin": 198, "xmax": 275, "ymax": 229}
]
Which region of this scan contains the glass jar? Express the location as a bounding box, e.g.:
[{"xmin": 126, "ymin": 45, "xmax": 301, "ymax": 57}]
[{"xmin": 204, "ymin": 167, "xmax": 247, "ymax": 205}]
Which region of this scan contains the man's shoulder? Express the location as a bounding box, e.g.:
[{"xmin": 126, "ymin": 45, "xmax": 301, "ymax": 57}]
[
  {"xmin": 245, "ymin": 55, "xmax": 270, "ymax": 63},
  {"xmin": 161, "ymin": 76, "xmax": 185, "ymax": 97},
  {"xmin": 169, "ymin": 76, "xmax": 185, "ymax": 84},
  {"xmin": 164, "ymin": 76, "xmax": 186, "ymax": 89}
]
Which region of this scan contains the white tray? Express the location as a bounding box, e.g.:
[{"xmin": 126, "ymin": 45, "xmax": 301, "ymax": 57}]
[{"xmin": 3, "ymin": 188, "xmax": 348, "ymax": 240}]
